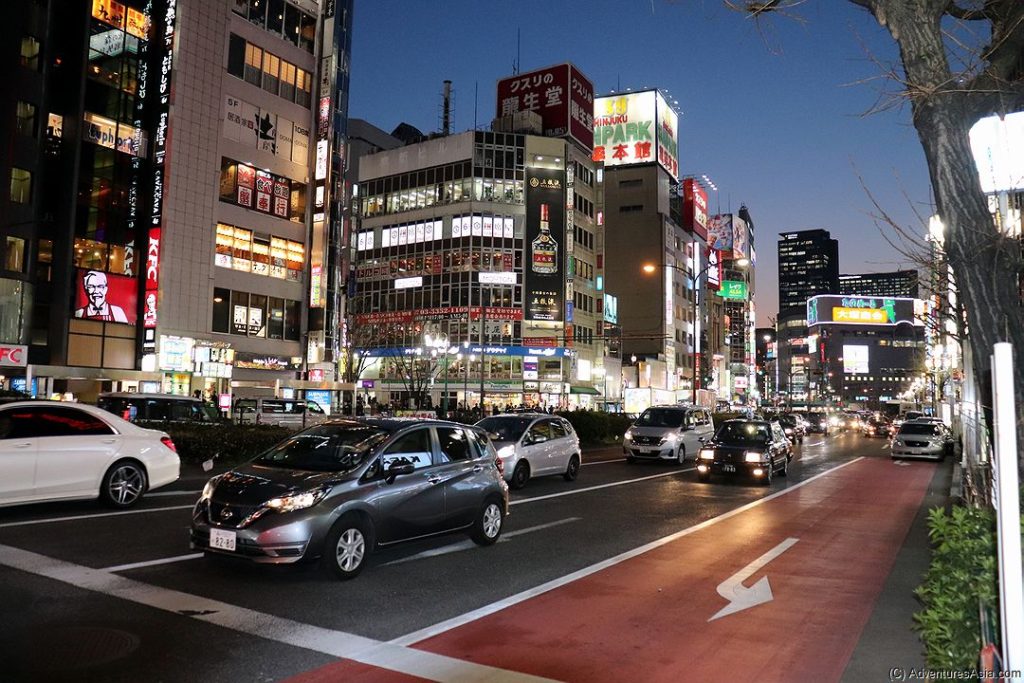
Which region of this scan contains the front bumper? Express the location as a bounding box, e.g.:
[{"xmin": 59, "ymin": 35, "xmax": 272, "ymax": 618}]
[
  {"xmin": 890, "ymin": 443, "xmax": 945, "ymax": 460},
  {"xmin": 698, "ymin": 460, "xmax": 771, "ymax": 479},
  {"xmin": 189, "ymin": 499, "xmax": 327, "ymax": 564},
  {"xmin": 623, "ymin": 442, "xmax": 676, "ymax": 460}
]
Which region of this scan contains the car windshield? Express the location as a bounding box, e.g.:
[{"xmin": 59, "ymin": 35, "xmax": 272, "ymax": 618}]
[
  {"xmin": 253, "ymin": 425, "xmax": 390, "ymax": 472},
  {"xmin": 715, "ymin": 422, "xmax": 771, "ymax": 445},
  {"xmin": 201, "ymin": 404, "xmax": 221, "ymax": 421},
  {"xmin": 778, "ymin": 415, "xmax": 798, "ymax": 426},
  {"xmin": 635, "ymin": 408, "xmax": 686, "ymax": 428},
  {"xmin": 899, "ymin": 423, "xmax": 942, "ymax": 436},
  {"xmin": 477, "ymin": 416, "xmax": 532, "ymax": 442}
]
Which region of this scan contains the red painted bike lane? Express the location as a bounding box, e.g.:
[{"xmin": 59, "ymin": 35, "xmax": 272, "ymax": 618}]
[{"xmin": 290, "ymin": 457, "xmax": 936, "ymax": 683}]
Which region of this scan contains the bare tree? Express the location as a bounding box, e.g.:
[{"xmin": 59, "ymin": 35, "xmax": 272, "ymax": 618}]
[{"xmin": 730, "ymin": 0, "xmax": 1024, "ymax": 473}]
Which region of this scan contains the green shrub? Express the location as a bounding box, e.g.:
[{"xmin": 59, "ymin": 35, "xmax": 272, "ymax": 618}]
[
  {"xmin": 161, "ymin": 423, "xmax": 292, "ymax": 466},
  {"xmin": 556, "ymin": 411, "xmax": 634, "ymax": 445},
  {"xmin": 915, "ymin": 505, "xmax": 999, "ymax": 670}
]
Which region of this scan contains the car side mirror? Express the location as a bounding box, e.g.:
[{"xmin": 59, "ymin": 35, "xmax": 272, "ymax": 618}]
[
  {"xmin": 698, "ymin": 436, "xmax": 706, "ymax": 443},
  {"xmin": 683, "ymin": 424, "xmax": 695, "ymax": 431},
  {"xmin": 385, "ymin": 462, "xmax": 415, "ymax": 484}
]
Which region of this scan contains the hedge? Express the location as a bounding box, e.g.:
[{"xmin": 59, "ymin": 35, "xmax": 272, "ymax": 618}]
[
  {"xmin": 555, "ymin": 411, "xmax": 634, "ymax": 445},
  {"xmin": 161, "ymin": 423, "xmax": 292, "ymax": 466},
  {"xmin": 914, "ymin": 505, "xmax": 1001, "ymax": 670}
]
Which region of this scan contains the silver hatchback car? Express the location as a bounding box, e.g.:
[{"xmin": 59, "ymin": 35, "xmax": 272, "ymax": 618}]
[
  {"xmin": 190, "ymin": 419, "xmax": 509, "ymax": 579},
  {"xmin": 475, "ymin": 414, "xmax": 582, "ymax": 489}
]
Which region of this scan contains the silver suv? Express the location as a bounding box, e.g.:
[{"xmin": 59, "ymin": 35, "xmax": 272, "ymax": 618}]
[
  {"xmin": 623, "ymin": 405, "xmax": 715, "ymax": 464},
  {"xmin": 476, "ymin": 414, "xmax": 581, "ymax": 489}
]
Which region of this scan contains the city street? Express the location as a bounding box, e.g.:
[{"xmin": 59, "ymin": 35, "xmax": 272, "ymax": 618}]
[{"xmin": 0, "ymin": 431, "xmax": 945, "ymax": 683}]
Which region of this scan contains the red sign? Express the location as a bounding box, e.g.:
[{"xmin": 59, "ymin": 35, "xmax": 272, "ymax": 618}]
[
  {"xmin": 705, "ymin": 248, "xmax": 722, "ymax": 290},
  {"xmin": 144, "ymin": 228, "xmax": 161, "ymax": 328},
  {"xmin": 682, "ymin": 179, "xmax": 709, "ymax": 240},
  {"xmin": 355, "ymin": 311, "xmax": 414, "ymax": 325},
  {"xmin": 307, "ymin": 368, "xmax": 324, "ymax": 382},
  {"xmin": 526, "ymin": 337, "xmax": 558, "ymax": 348},
  {"xmin": 496, "ymin": 63, "xmax": 594, "ymax": 152},
  {"xmin": 0, "ymin": 344, "xmax": 27, "ymax": 367},
  {"xmin": 73, "ymin": 269, "xmax": 138, "ymax": 325}
]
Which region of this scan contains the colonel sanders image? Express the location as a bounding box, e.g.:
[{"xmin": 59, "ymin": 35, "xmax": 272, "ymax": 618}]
[{"xmin": 75, "ymin": 270, "xmax": 129, "ymax": 323}]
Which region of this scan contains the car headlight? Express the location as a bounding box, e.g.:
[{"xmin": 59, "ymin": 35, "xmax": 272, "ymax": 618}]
[
  {"xmin": 623, "ymin": 429, "xmax": 633, "ymax": 441},
  {"xmin": 265, "ymin": 487, "xmax": 330, "ymax": 513},
  {"xmin": 662, "ymin": 432, "xmax": 678, "ymax": 443},
  {"xmin": 497, "ymin": 444, "xmax": 515, "ymax": 458},
  {"xmin": 784, "ymin": 428, "xmax": 794, "ymax": 435},
  {"xmin": 829, "ymin": 416, "xmax": 841, "ymax": 426},
  {"xmin": 699, "ymin": 449, "xmax": 715, "ymax": 460},
  {"xmin": 893, "ymin": 439, "xmax": 905, "ymax": 446},
  {"xmin": 200, "ymin": 475, "xmax": 222, "ymax": 502},
  {"xmin": 744, "ymin": 451, "xmax": 765, "ymax": 463}
]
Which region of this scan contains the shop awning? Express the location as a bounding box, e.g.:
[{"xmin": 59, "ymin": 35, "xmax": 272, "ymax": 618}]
[{"xmin": 570, "ymin": 385, "xmax": 601, "ymax": 395}]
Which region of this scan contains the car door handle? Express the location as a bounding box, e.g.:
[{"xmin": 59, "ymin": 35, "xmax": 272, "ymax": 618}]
[
  {"xmin": 427, "ymin": 476, "xmax": 443, "ymax": 485},
  {"xmin": 472, "ymin": 466, "xmax": 483, "ymax": 473},
  {"xmin": 101, "ymin": 439, "xmax": 118, "ymax": 444},
  {"xmin": 12, "ymin": 443, "xmax": 32, "ymax": 449}
]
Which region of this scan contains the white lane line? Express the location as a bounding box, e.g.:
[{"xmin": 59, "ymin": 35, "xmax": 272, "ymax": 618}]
[
  {"xmin": 103, "ymin": 553, "xmax": 204, "ymax": 573},
  {"xmin": 800, "ymin": 440, "xmax": 826, "ymax": 448},
  {"xmin": 512, "ymin": 468, "xmax": 694, "ymax": 506},
  {"xmin": 381, "ymin": 518, "xmax": 581, "ymax": 567},
  {"xmin": 582, "ymin": 458, "xmax": 625, "ymax": 466},
  {"xmin": 0, "ymin": 544, "xmax": 556, "ymax": 683},
  {"xmin": 391, "ymin": 457, "xmax": 865, "ymax": 646},
  {"xmin": 0, "ymin": 505, "xmax": 194, "ymax": 529},
  {"xmin": 147, "ymin": 490, "xmax": 201, "ymax": 498}
]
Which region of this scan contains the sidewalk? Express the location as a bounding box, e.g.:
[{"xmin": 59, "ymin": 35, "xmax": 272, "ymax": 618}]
[{"xmin": 841, "ymin": 457, "xmax": 952, "ymax": 682}]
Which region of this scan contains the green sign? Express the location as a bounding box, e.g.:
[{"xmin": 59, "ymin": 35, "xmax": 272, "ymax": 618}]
[{"xmin": 718, "ymin": 280, "xmax": 748, "ymax": 300}]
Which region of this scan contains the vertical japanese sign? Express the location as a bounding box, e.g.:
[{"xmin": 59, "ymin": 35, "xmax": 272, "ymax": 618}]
[
  {"xmin": 682, "ymin": 178, "xmax": 708, "ymax": 240},
  {"xmin": 525, "ymin": 168, "xmax": 565, "ymax": 322},
  {"xmin": 496, "ymin": 64, "xmax": 594, "ymax": 152},
  {"xmin": 145, "ymin": 0, "xmax": 176, "ymax": 341}
]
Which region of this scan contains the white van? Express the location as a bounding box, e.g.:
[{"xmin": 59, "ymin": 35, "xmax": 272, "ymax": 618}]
[
  {"xmin": 622, "ymin": 405, "xmax": 716, "ymax": 464},
  {"xmin": 233, "ymin": 397, "xmax": 327, "ymax": 429}
]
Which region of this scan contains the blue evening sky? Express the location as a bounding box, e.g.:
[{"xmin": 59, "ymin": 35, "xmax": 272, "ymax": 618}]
[{"xmin": 347, "ymin": 0, "xmax": 934, "ymax": 320}]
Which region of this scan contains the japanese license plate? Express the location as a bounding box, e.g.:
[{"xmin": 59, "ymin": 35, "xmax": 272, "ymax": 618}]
[
  {"xmin": 723, "ymin": 464, "xmax": 736, "ymax": 473},
  {"xmin": 210, "ymin": 528, "xmax": 236, "ymax": 552}
]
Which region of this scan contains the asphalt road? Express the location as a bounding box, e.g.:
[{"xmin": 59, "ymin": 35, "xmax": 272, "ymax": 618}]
[{"xmin": 0, "ymin": 430, "xmax": 923, "ymax": 682}]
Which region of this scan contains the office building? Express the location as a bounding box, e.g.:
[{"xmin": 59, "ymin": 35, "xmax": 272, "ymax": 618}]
[
  {"xmin": 776, "ymin": 228, "xmax": 839, "ymax": 397},
  {"xmin": 839, "ymin": 269, "xmax": 919, "ymax": 299},
  {"xmin": 0, "ymin": 0, "xmax": 353, "ymax": 409}
]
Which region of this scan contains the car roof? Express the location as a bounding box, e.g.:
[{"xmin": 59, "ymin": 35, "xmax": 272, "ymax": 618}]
[
  {"xmin": 319, "ymin": 417, "xmax": 483, "ymax": 431},
  {"xmin": 721, "ymin": 418, "xmax": 771, "ymax": 426},
  {"xmin": 99, "ymin": 392, "xmax": 203, "ymax": 401},
  {"xmin": 480, "ymin": 412, "xmax": 549, "ymax": 419},
  {"xmin": 0, "ymin": 401, "xmax": 150, "ymax": 434}
]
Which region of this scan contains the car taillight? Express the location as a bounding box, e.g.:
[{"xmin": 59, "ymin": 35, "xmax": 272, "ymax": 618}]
[
  {"xmin": 160, "ymin": 436, "xmax": 177, "ymax": 452},
  {"xmin": 494, "ymin": 455, "xmax": 504, "ymax": 475}
]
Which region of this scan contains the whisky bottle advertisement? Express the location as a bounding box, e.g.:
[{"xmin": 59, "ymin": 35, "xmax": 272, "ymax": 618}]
[{"xmin": 524, "ymin": 169, "xmax": 566, "ymax": 323}]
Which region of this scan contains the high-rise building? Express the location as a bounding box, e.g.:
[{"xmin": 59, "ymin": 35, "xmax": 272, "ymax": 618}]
[
  {"xmin": 839, "ymin": 269, "xmax": 919, "ymax": 298},
  {"xmin": 776, "ymin": 229, "xmax": 839, "ymax": 397},
  {"xmin": 0, "ymin": 0, "xmax": 353, "ymax": 409}
]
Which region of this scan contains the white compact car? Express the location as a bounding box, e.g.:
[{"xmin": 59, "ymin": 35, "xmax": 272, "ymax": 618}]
[
  {"xmin": 476, "ymin": 413, "xmax": 582, "ymax": 489},
  {"xmin": 623, "ymin": 405, "xmax": 716, "ymax": 464},
  {"xmin": 0, "ymin": 402, "xmax": 180, "ymax": 508}
]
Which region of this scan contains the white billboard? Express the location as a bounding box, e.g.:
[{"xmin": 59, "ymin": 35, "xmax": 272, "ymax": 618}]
[
  {"xmin": 970, "ymin": 111, "xmax": 1024, "ymax": 194},
  {"xmin": 593, "ymin": 90, "xmax": 679, "ymax": 181},
  {"xmin": 843, "ymin": 344, "xmax": 870, "ymax": 374}
]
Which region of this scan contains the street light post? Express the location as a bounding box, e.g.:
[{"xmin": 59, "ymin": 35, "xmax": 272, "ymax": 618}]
[{"xmin": 641, "ymin": 257, "xmax": 748, "ymax": 405}]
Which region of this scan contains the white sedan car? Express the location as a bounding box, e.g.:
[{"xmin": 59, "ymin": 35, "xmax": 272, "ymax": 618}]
[{"xmin": 0, "ymin": 401, "xmax": 180, "ymax": 508}]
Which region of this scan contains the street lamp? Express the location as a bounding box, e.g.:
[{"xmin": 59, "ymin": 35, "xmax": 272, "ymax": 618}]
[{"xmin": 641, "ymin": 256, "xmax": 749, "ymax": 404}]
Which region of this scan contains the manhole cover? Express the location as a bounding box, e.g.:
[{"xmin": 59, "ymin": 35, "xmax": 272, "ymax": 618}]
[{"xmin": 16, "ymin": 626, "xmax": 140, "ymax": 672}]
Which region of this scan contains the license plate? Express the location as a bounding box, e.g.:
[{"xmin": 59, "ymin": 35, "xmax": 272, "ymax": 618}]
[
  {"xmin": 723, "ymin": 464, "xmax": 736, "ymax": 473},
  {"xmin": 639, "ymin": 447, "xmax": 656, "ymax": 454},
  {"xmin": 210, "ymin": 528, "xmax": 236, "ymax": 552}
]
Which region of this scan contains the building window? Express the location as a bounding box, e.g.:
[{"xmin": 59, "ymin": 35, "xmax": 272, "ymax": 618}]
[
  {"xmin": 261, "ymin": 52, "xmax": 280, "ymax": 95},
  {"xmin": 4, "ymin": 237, "xmax": 27, "ymax": 273},
  {"xmin": 16, "ymin": 101, "xmax": 37, "ymax": 137},
  {"xmin": 20, "ymin": 36, "xmax": 40, "ymax": 70},
  {"xmin": 212, "ymin": 288, "xmax": 230, "ymax": 333},
  {"xmin": 10, "ymin": 168, "xmax": 32, "ymax": 204},
  {"xmin": 279, "ymin": 61, "xmax": 296, "ymax": 102},
  {"xmin": 227, "ymin": 34, "xmax": 246, "ymax": 78},
  {"xmin": 219, "ymin": 157, "xmax": 305, "ymax": 221},
  {"xmin": 244, "ymin": 43, "xmax": 263, "ymax": 86}
]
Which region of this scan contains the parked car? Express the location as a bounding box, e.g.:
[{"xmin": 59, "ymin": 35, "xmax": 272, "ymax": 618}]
[
  {"xmin": 475, "ymin": 413, "xmax": 581, "ymax": 489},
  {"xmin": 622, "ymin": 405, "xmax": 715, "ymax": 464},
  {"xmin": 190, "ymin": 418, "xmax": 509, "ymax": 580},
  {"xmin": 862, "ymin": 417, "xmax": 892, "ymax": 438},
  {"xmin": 777, "ymin": 414, "xmax": 806, "ymax": 444},
  {"xmin": 804, "ymin": 412, "xmax": 830, "ymax": 435},
  {"xmin": 0, "ymin": 401, "xmax": 180, "ymax": 508},
  {"xmin": 697, "ymin": 419, "xmax": 792, "ymax": 485},
  {"xmin": 97, "ymin": 392, "xmax": 223, "ymax": 425},
  {"xmin": 890, "ymin": 420, "xmax": 954, "ymax": 460},
  {"xmin": 233, "ymin": 397, "xmax": 328, "ymax": 428}
]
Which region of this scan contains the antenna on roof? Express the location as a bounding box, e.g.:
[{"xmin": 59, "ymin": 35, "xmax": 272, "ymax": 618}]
[{"xmin": 514, "ymin": 28, "xmax": 520, "ymax": 75}]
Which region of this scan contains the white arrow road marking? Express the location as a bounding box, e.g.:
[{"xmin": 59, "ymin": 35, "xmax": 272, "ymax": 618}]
[
  {"xmin": 893, "ymin": 460, "xmax": 910, "ymax": 467},
  {"xmin": 709, "ymin": 537, "xmax": 799, "ymax": 622}
]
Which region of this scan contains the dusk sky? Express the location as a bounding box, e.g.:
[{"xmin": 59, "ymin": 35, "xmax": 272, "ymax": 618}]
[{"xmin": 347, "ymin": 1, "xmax": 935, "ymax": 320}]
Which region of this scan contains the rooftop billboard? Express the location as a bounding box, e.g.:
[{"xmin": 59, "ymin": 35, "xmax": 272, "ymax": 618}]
[{"xmin": 593, "ymin": 90, "xmax": 678, "ymax": 181}]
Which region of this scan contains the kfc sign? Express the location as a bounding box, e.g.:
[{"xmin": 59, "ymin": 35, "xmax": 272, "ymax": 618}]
[
  {"xmin": 682, "ymin": 178, "xmax": 708, "ymax": 240},
  {"xmin": 496, "ymin": 63, "xmax": 594, "ymax": 151},
  {"xmin": 0, "ymin": 344, "xmax": 27, "ymax": 368}
]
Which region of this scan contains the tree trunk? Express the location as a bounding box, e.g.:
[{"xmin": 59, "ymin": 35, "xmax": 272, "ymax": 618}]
[{"xmin": 877, "ymin": 0, "xmax": 1024, "ymax": 474}]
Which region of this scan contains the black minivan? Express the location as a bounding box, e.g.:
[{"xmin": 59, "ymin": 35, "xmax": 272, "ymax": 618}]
[{"xmin": 98, "ymin": 392, "xmax": 222, "ymax": 425}]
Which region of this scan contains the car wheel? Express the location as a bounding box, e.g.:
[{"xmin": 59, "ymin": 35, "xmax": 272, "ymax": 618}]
[
  {"xmin": 676, "ymin": 446, "xmax": 686, "ymax": 465},
  {"xmin": 323, "ymin": 514, "xmax": 372, "ymax": 580},
  {"xmin": 510, "ymin": 462, "xmax": 530, "ymax": 489},
  {"xmin": 470, "ymin": 497, "xmax": 504, "ymax": 546},
  {"xmin": 563, "ymin": 455, "xmax": 580, "ymax": 482},
  {"xmin": 100, "ymin": 460, "xmax": 147, "ymax": 508}
]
